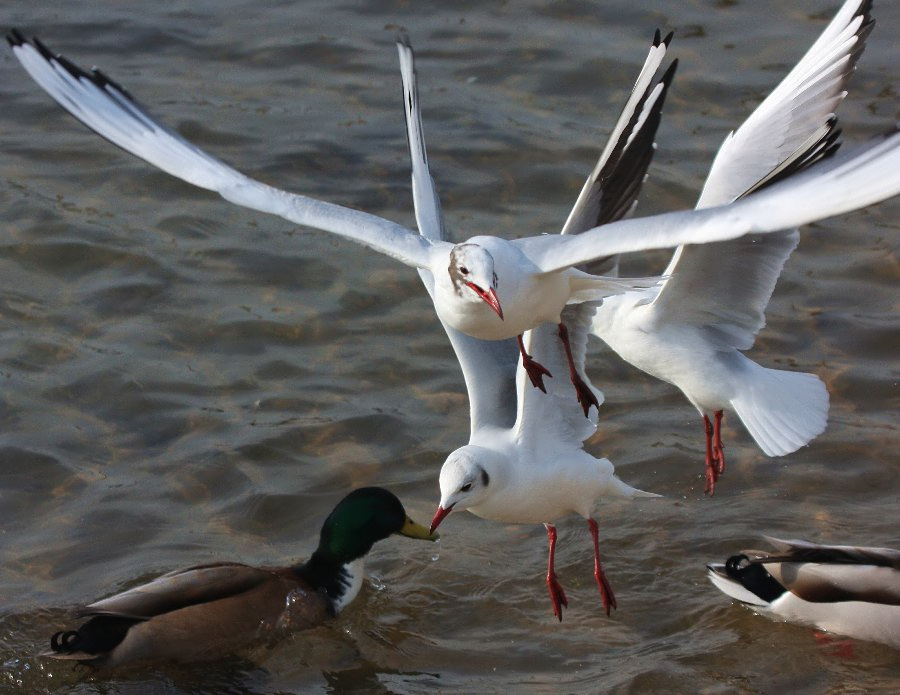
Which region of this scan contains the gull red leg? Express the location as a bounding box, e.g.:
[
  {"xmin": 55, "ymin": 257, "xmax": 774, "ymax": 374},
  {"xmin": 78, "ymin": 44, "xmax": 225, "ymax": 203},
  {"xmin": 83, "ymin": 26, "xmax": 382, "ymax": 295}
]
[
  {"xmin": 712, "ymin": 410, "xmax": 725, "ymax": 475},
  {"xmin": 544, "ymin": 523, "xmax": 568, "ymax": 621},
  {"xmin": 558, "ymin": 322, "xmax": 601, "ymax": 417},
  {"xmin": 703, "ymin": 414, "xmax": 719, "ymax": 496},
  {"xmin": 517, "ymin": 334, "xmax": 552, "ymax": 393},
  {"xmin": 587, "ymin": 518, "xmax": 616, "ymax": 615}
]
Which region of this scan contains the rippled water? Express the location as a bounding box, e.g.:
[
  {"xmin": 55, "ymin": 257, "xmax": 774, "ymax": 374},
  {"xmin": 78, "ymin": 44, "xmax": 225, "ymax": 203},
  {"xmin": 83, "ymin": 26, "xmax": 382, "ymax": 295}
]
[{"xmin": 1, "ymin": 1, "xmax": 898, "ymax": 692}]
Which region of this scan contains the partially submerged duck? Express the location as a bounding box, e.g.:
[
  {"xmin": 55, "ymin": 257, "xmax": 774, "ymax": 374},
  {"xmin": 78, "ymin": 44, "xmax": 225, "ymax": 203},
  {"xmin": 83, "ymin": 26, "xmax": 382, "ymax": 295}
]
[
  {"xmin": 44, "ymin": 487, "xmax": 438, "ymax": 668},
  {"xmin": 707, "ymin": 537, "xmax": 900, "ymax": 648}
]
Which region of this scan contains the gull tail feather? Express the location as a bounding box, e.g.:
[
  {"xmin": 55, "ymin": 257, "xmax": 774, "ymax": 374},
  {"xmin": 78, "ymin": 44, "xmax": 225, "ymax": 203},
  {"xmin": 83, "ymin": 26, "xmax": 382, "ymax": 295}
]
[
  {"xmin": 607, "ymin": 474, "xmax": 662, "ymax": 499},
  {"xmin": 730, "ymin": 365, "xmax": 828, "ymax": 457}
]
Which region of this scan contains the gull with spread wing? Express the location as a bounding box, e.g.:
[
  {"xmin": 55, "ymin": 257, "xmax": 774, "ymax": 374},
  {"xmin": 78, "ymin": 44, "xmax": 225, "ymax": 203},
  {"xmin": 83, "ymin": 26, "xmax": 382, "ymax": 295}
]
[
  {"xmin": 588, "ymin": 0, "xmax": 874, "ymax": 493},
  {"xmin": 400, "ymin": 34, "xmax": 667, "ymax": 620},
  {"xmin": 7, "ymin": 26, "xmax": 900, "ymax": 419}
]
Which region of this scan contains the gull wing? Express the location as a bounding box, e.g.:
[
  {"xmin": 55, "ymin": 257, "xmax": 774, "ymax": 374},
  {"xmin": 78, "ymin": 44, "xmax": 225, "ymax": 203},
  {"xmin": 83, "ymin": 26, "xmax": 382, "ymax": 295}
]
[
  {"xmin": 697, "ymin": 0, "xmax": 873, "ymax": 209},
  {"xmin": 516, "ymin": 124, "xmax": 900, "ymax": 273},
  {"xmin": 561, "ymin": 30, "xmax": 677, "ymax": 239},
  {"xmin": 397, "ymin": 34, "xmax": 446, "ymax": 245},
  {"xmin": 512, "ymin": 304, "xmax": 601, "ymax": 458},
  {"xmin": 397, "ymin": 36, "xmax": 518, "ymax": 433},
  {"xmin": 641, "ymin": 0, "xmax": 873, "ymax": 347},
  {"xmin": 7, "ymin": 30, "xmax": 436, "ymax": 269}
]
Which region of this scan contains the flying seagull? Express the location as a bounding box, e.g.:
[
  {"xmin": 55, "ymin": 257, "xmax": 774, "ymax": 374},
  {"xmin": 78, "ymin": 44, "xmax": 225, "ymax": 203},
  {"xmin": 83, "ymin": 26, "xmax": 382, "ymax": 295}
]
[
  {"xmin": 7, "ymin": 27, "xmax": 899, "ymax": 417},
  {"xmin": 588, "ymin": 0, "xmax": 873, "ymax": 493},
  {"xmin": 399, "ymin": 33, "xmax": 666, "ymax": 620}
]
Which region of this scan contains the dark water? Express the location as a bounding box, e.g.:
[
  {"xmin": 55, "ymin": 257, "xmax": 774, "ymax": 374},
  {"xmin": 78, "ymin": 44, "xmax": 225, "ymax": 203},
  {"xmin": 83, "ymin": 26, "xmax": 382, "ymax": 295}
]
[{"xmin": 1, "ymin": 1, "xmax": 898, "ymax": 692}]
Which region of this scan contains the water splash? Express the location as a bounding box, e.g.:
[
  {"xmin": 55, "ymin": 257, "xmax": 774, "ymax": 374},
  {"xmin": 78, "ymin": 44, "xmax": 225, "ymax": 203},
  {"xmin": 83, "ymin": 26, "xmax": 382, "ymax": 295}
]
[{"xmin": 431, "ymin": 537, "xmax": 441, "ymax": 562}]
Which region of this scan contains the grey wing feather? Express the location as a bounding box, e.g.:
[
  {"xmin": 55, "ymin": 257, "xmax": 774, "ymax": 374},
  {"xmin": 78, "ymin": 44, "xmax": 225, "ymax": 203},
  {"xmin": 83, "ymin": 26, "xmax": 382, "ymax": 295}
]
[
  {"xmin": 562, "ymin": 31, "xmax": 676, "ymax": 238},
  {"xmin": 79, "ymin": 563, "xmax": 271, "ymax": 620}
]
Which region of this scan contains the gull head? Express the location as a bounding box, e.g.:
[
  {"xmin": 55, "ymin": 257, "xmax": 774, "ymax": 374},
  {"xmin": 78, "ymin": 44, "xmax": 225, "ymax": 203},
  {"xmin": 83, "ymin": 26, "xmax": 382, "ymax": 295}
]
[
  {"xmin": 448, "ymin": 244, "xmax": 502, "ymax": 319},
  {"xmin": 430, "ymin": 445, "xmax": 493, "ymax": 533}
]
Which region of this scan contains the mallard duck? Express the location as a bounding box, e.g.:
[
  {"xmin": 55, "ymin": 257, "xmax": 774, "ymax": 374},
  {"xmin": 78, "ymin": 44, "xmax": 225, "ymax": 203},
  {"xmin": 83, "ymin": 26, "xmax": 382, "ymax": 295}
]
[
  {"xmin": 707, "ymin": 537, "xmax": 900, "ymax": 648},
  {"xmin": 43, "ymin": 487, "xmax": 438, "ymax": 668}
]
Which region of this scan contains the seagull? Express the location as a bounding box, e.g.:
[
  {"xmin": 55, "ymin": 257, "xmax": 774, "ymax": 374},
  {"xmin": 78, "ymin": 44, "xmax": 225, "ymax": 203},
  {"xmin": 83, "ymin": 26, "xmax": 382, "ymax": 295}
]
[
  {"xmin": 7, "ymin": 28, "xmax": 900, "ymax": 416},
  {"xmin": 41, "ymin": 487, "xmax": 438, "ymax": 668},
  {"xmin": 399, "ymin": 34, "xmax": 665, "ymax": 621},
  {"xmin": 707, "ymin": 537, "xmax": 900, "ymax": 649},
  {"xmin": 587, "ymin": 0, "xmax": 875, "ymax": 493}
]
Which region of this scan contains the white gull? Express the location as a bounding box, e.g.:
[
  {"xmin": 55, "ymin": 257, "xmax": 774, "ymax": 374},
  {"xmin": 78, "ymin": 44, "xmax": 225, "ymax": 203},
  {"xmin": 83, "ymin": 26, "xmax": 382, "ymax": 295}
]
[
  {"xmin": 7, "ymin": 25, "xmax": 900, "ymax": 417},
  {"xmin": 400, "ymin": 33, "xmax": 668, "ymax": 620},
  {"xmin": 587, "ymin": 0, "xmax": 875, "ymax": 493}
]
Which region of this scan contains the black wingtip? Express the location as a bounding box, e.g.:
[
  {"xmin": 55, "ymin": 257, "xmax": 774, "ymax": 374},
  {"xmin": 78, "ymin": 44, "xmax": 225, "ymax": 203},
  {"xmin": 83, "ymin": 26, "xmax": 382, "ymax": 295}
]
[
  {"xmin": 7, "ymin": 27, "xmax": 26, "ymax": 48},
  {"xmin": 652, "ymin": 29, "xmax": 675, "ymax": 49},
  {"xmin": 396, "ymin": 31, "xmax": 412, "ymax": 49},
  {"xmin": 661, "ymin": 57, "xmax": 679, "ymax": 85}
]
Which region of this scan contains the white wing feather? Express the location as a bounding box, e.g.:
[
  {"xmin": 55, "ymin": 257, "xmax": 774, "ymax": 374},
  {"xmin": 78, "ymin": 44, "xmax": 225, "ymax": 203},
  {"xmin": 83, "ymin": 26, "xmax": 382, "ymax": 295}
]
[
  {"xmin": 9, "ymin": 32, "xmax": 436, "ymax": 269},
  {"xmin": 397, "ymin": 36, "xmax": 519, "ymax": 433}
]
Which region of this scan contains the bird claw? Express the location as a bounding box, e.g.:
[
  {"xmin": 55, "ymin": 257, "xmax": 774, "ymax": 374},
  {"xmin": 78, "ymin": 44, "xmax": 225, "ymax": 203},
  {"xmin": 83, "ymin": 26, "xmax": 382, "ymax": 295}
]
[
  {"xmin": 571, "ymin": 373, "xmax": 600, "ymax": 418},
  {"xmin": 522, "ymin": 354, "xmax": 552, "ymax": 393},
  {"xmin": 703, "ymin": 414, "xmax": 723, "ymax": 496},
  {"xmin": 704, "ymin": 464, "xmax": 718, "ymax": 496},
  {"xmin": 594, "ymin": 566, "xmax": 617, "ymax": 616},
  {"xmin": 547, "ymin": 571, "xmax": 568, "ymax": 621}
]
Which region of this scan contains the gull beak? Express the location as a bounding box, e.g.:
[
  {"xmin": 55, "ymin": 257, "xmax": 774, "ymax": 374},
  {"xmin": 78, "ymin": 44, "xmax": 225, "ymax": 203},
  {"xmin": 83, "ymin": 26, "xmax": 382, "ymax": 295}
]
[
  {"xmin": 400, "ymin": 515, "xmax": 440, "ymax": 541},
  {"xmin": 430, "ymin": 504, "xmax": 454, "ymax": 534},
  {"xmin": 466, "ymin": 282, "xmax": 503, "ymax": 320}
]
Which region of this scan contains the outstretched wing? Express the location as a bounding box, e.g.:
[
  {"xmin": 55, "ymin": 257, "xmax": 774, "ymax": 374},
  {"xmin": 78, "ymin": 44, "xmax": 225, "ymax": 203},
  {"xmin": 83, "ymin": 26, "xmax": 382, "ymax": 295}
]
[
  {"xmin": 562, "ymin": 30, "xmax": 677, "ymax": 239},
  {"xmin": 513, "ymin": 303, "xmax": 601, "ymax": 458},
  {"xmin": 397, "ymin": 35, "xmax": 519, "ymax": 433},
  {"xmin": 516, "ymin": 126, "xmax": 899, "ymax": 273},
  {"xmin": 643, "ymin": 0, "xmax": 873, "ymax": 347},
  {"xmin": 8, "ymin": 30, "xmax": 436, "ymax": 269}
]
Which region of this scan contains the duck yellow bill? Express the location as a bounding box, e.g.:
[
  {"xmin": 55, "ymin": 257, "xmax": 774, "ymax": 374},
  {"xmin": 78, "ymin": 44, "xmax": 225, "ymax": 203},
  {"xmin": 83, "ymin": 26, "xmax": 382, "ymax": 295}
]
[{"xmin": 400, "ymin": 515, "xmax": 440, "ymax": 541}]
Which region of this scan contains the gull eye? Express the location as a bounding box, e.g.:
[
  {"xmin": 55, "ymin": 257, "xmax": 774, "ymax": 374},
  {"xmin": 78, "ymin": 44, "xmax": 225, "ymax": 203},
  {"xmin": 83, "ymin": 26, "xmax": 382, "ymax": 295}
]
[
  {"xmin": 459, "ymin": 266, "xmax": 470, "ymax": 276},
  {"xmin": 460, "ymin": 482, "xmax": 472, "ymax": 492}
]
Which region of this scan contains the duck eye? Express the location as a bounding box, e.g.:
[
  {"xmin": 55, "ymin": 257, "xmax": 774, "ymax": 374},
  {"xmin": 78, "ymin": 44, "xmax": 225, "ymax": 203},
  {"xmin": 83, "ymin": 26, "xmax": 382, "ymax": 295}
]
[
  {"xmin": 460, "ymin": 482, "xmax": 472, "ymax": 492},
  {"xmin": 459, "ymin": 266, "xmax": 470, "ymax": 275}
]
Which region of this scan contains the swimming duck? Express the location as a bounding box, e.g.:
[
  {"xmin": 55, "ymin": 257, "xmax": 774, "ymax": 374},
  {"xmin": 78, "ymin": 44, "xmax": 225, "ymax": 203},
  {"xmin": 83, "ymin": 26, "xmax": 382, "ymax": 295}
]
[
  {"xmin": 707, "ymin": 537, "xmax": 900, "ymax": 648},
  {"xmin": 43, "ymin": 487, "xmax": 438, "ymax": 668}
]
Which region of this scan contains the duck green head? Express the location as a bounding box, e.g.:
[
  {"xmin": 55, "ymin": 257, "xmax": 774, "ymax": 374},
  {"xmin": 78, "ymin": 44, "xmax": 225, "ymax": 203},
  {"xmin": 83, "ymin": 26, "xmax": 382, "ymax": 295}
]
[{"xmin": 315, "ymin": 487, "xmax": 438, "ymax": 564}]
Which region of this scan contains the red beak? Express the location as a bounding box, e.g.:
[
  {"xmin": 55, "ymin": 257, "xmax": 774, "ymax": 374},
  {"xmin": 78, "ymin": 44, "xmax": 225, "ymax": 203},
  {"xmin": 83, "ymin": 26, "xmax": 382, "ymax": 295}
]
[
  {"xmin": 466, "ymin": 282, "xmax": 503, "ymax": 320},
  {"xmin": 430, "ymin": 504, "xmax": 454, "ymax": 534}
]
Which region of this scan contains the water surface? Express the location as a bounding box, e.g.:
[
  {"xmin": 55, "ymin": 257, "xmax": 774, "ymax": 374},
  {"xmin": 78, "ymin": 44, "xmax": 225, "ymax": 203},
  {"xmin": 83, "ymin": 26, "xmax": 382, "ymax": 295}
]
[{"xmin": 1, "ymin": 1, "xmax": 898, "ymax": 692}]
